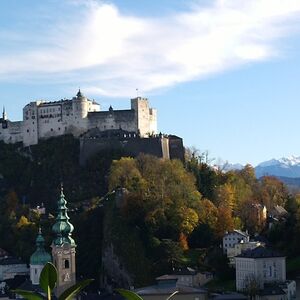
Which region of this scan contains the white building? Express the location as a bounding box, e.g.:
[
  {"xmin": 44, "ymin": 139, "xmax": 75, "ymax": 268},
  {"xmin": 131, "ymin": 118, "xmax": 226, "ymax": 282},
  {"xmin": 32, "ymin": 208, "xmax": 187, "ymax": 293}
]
[
  {"xmin": 156, "ymin": 267, "xmax": 213, "ymax": 288},
  {"xmin": 0, "ymin": 90, "xmax": 157, "ymax": 146},
  {"xmin": 223, "ymin": 230, "xmax": 249, "ymax": 254},
  {"xmin": 0, "ymin": 257, "xmax": 29, "ymax": 281},
  {"xmin": 227, "ymin": 241, "xmax": 263, "ymax": 267},
  {"xmin": 235, "ymin": 246, "xmax": 286, "ymax": 292}
]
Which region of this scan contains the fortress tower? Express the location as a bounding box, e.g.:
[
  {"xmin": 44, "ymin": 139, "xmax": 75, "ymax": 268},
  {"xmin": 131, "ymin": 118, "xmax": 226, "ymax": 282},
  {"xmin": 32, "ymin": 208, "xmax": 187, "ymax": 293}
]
[
  {"xmin": 131, "ymin": 97, "xmax": 157, "ymax": 137},
  {"xmin": 51, "ymin": 187, "xmax": 76, "ymax": 297}
]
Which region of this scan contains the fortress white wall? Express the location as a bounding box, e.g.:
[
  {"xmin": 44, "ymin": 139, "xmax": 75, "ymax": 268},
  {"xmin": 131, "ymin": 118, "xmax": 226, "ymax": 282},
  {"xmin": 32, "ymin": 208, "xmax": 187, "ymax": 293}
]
[{"xmin": 0, "ymin": 92, "xmax": 157, "ymax": 146}]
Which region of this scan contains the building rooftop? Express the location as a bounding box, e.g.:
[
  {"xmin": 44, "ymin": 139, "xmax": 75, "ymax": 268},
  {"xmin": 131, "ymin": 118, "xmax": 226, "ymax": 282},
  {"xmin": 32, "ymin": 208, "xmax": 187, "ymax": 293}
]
[
  {"xmin": 0, "ymin": 249, "xmax": 9, "ymax": 259},
  {"xmin": 258, "ymin": 285, "xmax": 286, "ymax": 296},
  {"xmin": 16, "ymin": 279, "xmax": 44, "ymax": 294},
  {"xmin": 135, "ymin": 283, "xmax": 207, "ymax": 296},
  {"xmin": 0, "ymin": 257, "xmax": 27, "ymax": 266},
  {"xmin": 236, "ymin": 246, "xmax": 284, "ymax": 258},
  {"xmin": 270, "ymin": 205, "xmax": 288, "ymax": 217},
  {"xmin": 224, "ymin": 230, "xmax": 249, "ymax": 237},
  {"xmin": 212, "ymin": 293, "xmax": 248, "ymax": 299}
]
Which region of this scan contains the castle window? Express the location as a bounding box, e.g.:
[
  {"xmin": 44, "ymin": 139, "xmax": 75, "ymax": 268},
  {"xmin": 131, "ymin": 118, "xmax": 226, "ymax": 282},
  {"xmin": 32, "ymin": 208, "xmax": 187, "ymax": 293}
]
[
  {"xmin": 64, "ymin": 259, "xmax": 69, "ymax": 269},
  {"xmin": 35, "ymin": 269, "xmax": 37, "ymax": 274},
  {"xmin": 51, "ymin": 128, "xmax": 53, "ymax": 131},
  {"xmin": 58, "ymin": 127, "xmax": 60, "ymax": 131},
  {"xmin": 27, "ymin": 129, "xmax": 29, "ymax": 133}
]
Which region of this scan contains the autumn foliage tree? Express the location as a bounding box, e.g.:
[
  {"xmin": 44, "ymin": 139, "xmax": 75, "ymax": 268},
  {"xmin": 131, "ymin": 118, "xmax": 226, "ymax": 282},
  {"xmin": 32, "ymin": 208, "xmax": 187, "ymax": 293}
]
[{"xmin": 109, "ymin": 155, "xmax": 201, "ymax": 243}]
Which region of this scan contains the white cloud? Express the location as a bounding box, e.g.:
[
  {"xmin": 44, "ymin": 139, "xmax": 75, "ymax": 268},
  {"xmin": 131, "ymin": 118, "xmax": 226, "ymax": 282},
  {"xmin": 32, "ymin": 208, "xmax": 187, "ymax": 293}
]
[{"xmin": 0, "ymin": 0, "xmax": 300, "ymax": 96}]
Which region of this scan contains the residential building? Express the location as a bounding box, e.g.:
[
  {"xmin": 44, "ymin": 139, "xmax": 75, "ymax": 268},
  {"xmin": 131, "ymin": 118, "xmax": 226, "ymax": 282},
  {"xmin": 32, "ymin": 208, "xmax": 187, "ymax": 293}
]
[
  {"xmin": 223, "ymin": 230, "xmax": 249, "ymax": 254},
  {"xmin": 235, "ymin": 246, "xmax": 286, "ymax": 292},
  {"xmin": 135, "ymin": 275, "xmax": 208, "ymax": 300},
  {"xmin": 227, "ymin": 241, "xmax": 263, "ymax": 266},
  {"xmin": 269, "ymin": 206, "xmax": 288, "ymax": 219},
  {"xmin": 0, "ymin": 257, "xmax": 29, "ymax": 281},
  {"xmin": 156, "ymin": 267, "xmax": 213, "ymax": 287}
]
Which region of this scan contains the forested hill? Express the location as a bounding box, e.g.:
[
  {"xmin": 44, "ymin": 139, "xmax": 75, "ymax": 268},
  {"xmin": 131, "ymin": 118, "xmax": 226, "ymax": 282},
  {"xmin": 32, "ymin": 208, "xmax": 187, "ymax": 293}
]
[
  {"xmin": 0, "ymin": 135, "xmax": 124, "ymax": 210},
  {"xmin": 1, "ymin": 136, "xmax": 300, "ymax": 289},
  {"xmin": 0, "ymin": 135, "xmax": 127, "ymax": 285}
]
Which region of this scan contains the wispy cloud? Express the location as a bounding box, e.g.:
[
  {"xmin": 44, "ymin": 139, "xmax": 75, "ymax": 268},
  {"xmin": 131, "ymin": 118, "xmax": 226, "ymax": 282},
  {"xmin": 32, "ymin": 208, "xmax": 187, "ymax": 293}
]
[{"xmin": 0, "ymin": 0, "xmax": 300, "ymax": 96}]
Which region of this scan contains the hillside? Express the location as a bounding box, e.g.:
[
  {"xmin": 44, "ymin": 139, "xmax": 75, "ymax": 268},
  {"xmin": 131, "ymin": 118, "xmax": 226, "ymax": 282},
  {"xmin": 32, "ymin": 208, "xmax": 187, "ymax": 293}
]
[{"xmin": 1, "ymin": 137, "xmax": 300, "ymax": 290}]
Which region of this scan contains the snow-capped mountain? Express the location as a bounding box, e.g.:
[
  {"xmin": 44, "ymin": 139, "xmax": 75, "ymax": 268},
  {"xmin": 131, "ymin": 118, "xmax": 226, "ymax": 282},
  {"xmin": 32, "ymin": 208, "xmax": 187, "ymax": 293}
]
[
  {"xmin": 221, "ymin": 163, "xmax": 244, "ymax": 172},
  {"xmin": 255, "ymin": 156, "xmax": 300, "ymax": 178}
]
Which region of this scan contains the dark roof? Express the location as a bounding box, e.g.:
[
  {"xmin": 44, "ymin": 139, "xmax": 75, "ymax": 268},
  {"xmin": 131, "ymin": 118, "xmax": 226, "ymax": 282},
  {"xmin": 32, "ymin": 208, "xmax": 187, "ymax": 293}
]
[
  {"xmin": 224, "ymin": 230, "xmax": 249, "ymax": 237},
  {"xmin": 80, "ymin": 293, "xmax": 124, "ymax": 300},
  {"xmin": 173, "ymin": 267, "xmax": 197, "ymax": 276},
  {"xmin": 4, "ymin": 275, "xmax": 28, "ymax": 289},
  {"xmin": 0, "ymin": 257, "xmax": 27, "ymax": 265},
  {"xmin": 135, "ymin": 283, "xmax": 206, "ymax": 296},
  {"xmin": 0, "ymin": 248, "xmax": 9, "ymax": 258},
  {"xmin": 236, "ymin": 246, "xmax": 284, "ymax": 258},
  {"xmin": 213, "ymin": 293, "xmax": 248, "ymax": 300},
  {"xmin": 258, "ymin": 286, "xmax": 286, "ymax": 296},
  {"xmin": 16, "ymin": 279, "xmax": 44, "ymax": 294},
  {"xmin": 82, "ymin": 128, "xmax": 137, "ymax": 139}
]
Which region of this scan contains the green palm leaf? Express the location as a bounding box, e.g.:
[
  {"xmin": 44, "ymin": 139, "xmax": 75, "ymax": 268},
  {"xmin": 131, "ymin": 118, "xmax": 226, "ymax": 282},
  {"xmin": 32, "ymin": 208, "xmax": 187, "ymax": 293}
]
[
  {"xmin": 116, "ymin": 289, "xmax": 144, "ymax": 300},
  {"xmin": 58, "ymin": 279, "xmax": 94, "ymax": 300},
  {"xmin": 11, "ymin": 289, "xmax": 44, "ymax": 300},
  {"xmin": 39, "ymin": 262, "xmax": 57, "ymax": 299}
]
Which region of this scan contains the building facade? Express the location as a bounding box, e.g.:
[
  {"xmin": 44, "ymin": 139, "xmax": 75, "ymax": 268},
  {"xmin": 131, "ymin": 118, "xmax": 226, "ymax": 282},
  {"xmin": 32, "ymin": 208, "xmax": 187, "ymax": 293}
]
[
  {"xmin": 227, "ymin": 241, "xmax": 263, "ymax": 267},
  {"xmin": 0, "ymin": 258, "xmax": 29, "ymax": 281},
  {"xmin": 235, "ymin": 246, "xmax": 286, "ymax": 292},
  {"xmin": 223, "ymin": 230, "xmax": 250, "ymax": 254},
  {"xmin": 0, "ymin": 90, "xmax": 157, "ymax": 146}
]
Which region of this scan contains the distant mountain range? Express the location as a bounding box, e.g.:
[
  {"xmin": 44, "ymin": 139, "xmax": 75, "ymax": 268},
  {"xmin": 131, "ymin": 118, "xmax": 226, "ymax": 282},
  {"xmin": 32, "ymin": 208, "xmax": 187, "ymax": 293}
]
[
  {"xmin": 222, "ymin": 156, "xmax": 300, "ymax": 178},
  {"xmin": 255, "ymin": 156, "xmax": 300, "ymax": 178},
  {"xmin": 221, "ymin": 156, "xmax": 300, "ymax": 189}
]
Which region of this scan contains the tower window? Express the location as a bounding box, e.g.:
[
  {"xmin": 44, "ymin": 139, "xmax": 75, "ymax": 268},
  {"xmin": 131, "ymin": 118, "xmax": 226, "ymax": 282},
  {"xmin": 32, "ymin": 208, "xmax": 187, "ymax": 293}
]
[{"xmin": 64, "ymin": 259, "xmax": 70, "ymax": 269}]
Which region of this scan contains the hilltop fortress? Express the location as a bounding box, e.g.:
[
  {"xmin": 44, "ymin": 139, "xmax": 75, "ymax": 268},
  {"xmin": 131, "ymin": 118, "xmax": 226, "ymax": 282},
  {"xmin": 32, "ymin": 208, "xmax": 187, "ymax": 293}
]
[
  {"xmin": 0, "ymin": 90, "xmax": 157, "ymax": 146},
  {"xmin": 0, "ymin": 90, "xmax": 184, "ymax": 162}
]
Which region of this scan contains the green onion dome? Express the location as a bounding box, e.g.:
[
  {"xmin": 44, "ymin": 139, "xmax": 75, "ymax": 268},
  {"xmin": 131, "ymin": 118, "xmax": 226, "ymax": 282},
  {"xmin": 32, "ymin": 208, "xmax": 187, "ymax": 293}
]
[
  {"xmin": 30, "ymin": 228, "xmax": 51, "ymax": 265},
  {"xmin": 52, "ymin": 186, "xmax": 76, "ymax": 246}
]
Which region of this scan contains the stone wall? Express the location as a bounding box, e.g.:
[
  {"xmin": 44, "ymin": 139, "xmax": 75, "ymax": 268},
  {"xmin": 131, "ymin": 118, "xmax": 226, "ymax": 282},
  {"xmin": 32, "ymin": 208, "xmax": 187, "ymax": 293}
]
[{"xmin": 79, "ymin": 132, "xmax": 184, "ymax": 165}]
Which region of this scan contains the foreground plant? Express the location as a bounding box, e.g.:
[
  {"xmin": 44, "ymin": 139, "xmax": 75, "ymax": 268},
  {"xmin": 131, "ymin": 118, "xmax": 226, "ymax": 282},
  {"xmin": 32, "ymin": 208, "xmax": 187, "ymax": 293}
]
[
  {"xmin": 117, "ymin": 288, "xmax": 178, "ymax": 300},
  {"xmin": 13, "ymin": 262, "xmax": 93, "ymax": 300}
]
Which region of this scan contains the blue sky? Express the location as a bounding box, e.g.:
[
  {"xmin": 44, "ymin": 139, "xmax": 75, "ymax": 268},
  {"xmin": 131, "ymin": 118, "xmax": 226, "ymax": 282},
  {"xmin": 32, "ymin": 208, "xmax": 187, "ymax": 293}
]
[{"xmin": 1, "ymin": 0, "xmax": 300, "ymax": 166}]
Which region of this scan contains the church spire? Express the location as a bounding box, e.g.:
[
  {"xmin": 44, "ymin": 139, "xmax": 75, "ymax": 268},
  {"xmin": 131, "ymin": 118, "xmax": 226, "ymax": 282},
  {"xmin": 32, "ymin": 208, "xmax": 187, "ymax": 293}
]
[
  {"xmin": 76, "ymin": 89, "xmax": 83, "ymax": 98},
  {"xmin": 51, "ymin": 185, "xmax": 76, "ymax": 296},
  {"xmin": 2, "ymin": 106, "xmax": 7, "ymax": 120},
  {"xmin": 30, "ymin": 227, "xmax": 51, "ymax": 285},
  {"xmin": 52, "ymin": 185, "xmax": 75, "ymax": 246},
  {"xmin": 30, "ymin": 227, "xmax": 51, "ymax": 264}
]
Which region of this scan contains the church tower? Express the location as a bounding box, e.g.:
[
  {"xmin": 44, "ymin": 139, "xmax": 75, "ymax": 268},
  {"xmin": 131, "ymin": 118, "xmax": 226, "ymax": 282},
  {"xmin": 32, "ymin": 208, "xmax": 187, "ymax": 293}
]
[
  {"xmin": 51, "ymin": 186, "xmax": 76, "ymax": 296},
  {"xmin": 30, "ymin": 228, "xmax": 51, "ymax": 285},
  {"xmin": 2, "ymin": 106, "xmax": 7, "ymax": 121}
]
